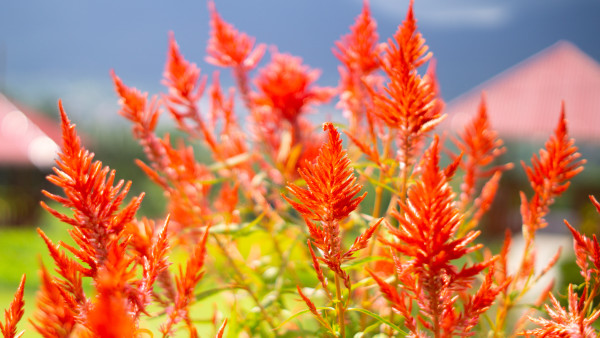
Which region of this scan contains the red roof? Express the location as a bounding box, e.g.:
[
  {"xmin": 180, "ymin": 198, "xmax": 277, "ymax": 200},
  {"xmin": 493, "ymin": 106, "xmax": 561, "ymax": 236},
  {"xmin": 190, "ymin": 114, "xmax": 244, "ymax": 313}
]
[
  {"xmin": 444, "ymin": 41, "xmax": 600, "ymax": 142},
  {"xmin": 0, "ymin": 94, "xmax": 60, "ymax": 168}
]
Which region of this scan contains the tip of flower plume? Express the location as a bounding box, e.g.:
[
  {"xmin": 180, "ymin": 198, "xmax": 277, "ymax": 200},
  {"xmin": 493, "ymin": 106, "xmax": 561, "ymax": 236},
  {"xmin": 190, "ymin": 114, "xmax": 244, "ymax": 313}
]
[
  {"xmin": 406, "ymin": 0, "xmax": 415, "ymax": 20},
  {"xmin": 362, "ymin": 0, "xmax": 371, "ymax": 13},
  {"xmin": 322, "ymin": 122, "xmax": 334, "ymax": 132},
  {"xmin": 58, "ymin": 99, "xmax": 68, "ymax": 124},
  {"xmin": 558, "ymin": 101, "xmax": 567, "ymax": 129},
  {"xmin": 207, "ymin": 0, "xmax": 216, "ymax": 14}
]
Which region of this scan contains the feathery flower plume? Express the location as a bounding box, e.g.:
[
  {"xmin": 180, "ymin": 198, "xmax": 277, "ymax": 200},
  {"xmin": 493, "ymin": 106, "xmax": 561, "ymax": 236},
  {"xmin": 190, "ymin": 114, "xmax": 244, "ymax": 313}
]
[
  {"xmin": 334, "ymin": 0, "xmax": 385, "ymax": 148},
  {"xmin": 524, "ymin": 285, "xmax": 600, "ymax": 337},
  {"xmin": 334, "ymin": 0, "xmax": 382, "ymax": 75},
  {"xmin": 30, "ymin": 264, "xmax": 77, "ymax": 337},
  {"xmin": 521, "ymin": 104, "xmax": 585, "ymax": 240},
  {"xmin": 453, "ymin": 93, "xmax": 512, "ymax": 208},
  {"xmin": 372, "ymin": 136, "xmax": 497, "ymax": 336},
  {"xmin": 161, "ymin": 225, "xmax": 210, "ymax": 337},
  {"xmin": 452, "ymin": 93, "xmax": 513, "ymax": 233},
  {"xmin": 372, "ymin": 0, "xmax": 440, "ymax": 139},
  {"xmin": 523, "ymin": 195, "xmax": 600, "ymax": 336},
  {"xmin": 34, "ymin": 102, "xmax": 169, "ymax": 336},
  {"xmin": 252, "ymin": 52, "xmax": 334, "ymax": 180},
  {"xmin": 206, "ymin": 0, "xmax": 265, "ymax": 107},
  {"xmin": 0, "ymin": 275, "xmax": 25, "ymax": 338},
  {"xmin": 367, "ymin": 0, "xmax": 445, "ymax": 202},
  {"xmin": 111, "ymin": 70, "xmax": 165, "ymax": 173},
  {"xmin": 41, "ymin": 101, "xmax": 144, "ymax": 277},
  {"xmin": 253, "ymin": 51, "xmax": 335, "ymax": 124},
  {"xmin": 285, "ymin": 123, "xmax": 380, "ymax": 337},
  {"xmin": 162, "ymin": 32, "xmax": 210, "ymax": 143},
  {"xmin": 206, "ymin": 1, "xmax": 265, "ymax": 70},
  {"xmin": 495, "ymin": 104, "xmax": 585, "ymax": 334}
]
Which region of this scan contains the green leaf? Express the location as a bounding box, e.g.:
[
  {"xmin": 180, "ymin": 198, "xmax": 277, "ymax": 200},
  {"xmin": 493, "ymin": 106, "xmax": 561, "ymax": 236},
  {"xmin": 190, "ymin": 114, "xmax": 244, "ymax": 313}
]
[
  {"xmin": 231, "ymin": 213, "xmax": 265, "ymax": 238},
  {"xmin": 275, "ymin": 307, "xmax": 335, "ymax": 331},
  {"xmin": 209, "ymin": 213, "xmax": 264, "ymax": 236},
  {"xmin": 194, "ymin": 285, "xmax": 243, "ymax": 302},
  {"xmin": 341, "ymin": 256, "xmax": 390, "ymax": 270},
  {"xmin": 355, "ymin": 168, "xmax": 400, "ymax": 195},
  {"xmin": 347, "ymin": 308, "xmax": 408, "ymax": 336},
  {"xmin": 195, "ymin": 177, "xmax": 227, "ymax": 185}
]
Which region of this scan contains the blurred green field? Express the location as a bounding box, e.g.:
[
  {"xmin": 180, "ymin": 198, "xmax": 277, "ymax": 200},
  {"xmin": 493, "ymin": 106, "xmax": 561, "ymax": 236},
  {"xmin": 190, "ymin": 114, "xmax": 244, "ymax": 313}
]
[
  {"xmin": 0, "ymin": 216, "xmax": 214, "ymax": 337},
  {"xmin": 0, "ymin": 209, "xmax": 307, "ymax": 337},
  {"xmin": 0, "ymin": 211, "xmax": 71, "ymax": 337}
]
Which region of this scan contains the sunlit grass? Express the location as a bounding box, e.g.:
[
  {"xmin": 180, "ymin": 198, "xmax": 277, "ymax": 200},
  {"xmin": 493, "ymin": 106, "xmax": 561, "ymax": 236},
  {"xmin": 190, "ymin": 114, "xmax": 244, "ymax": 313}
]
[{"xmin": 0, "ymin": 210, "xmax": 71, "ymax": 337}]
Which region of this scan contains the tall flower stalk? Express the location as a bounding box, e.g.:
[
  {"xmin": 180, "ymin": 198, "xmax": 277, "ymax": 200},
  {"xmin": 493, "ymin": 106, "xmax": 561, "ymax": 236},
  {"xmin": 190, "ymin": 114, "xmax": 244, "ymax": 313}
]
[
  {"xmin": 371, "ymin": 137, "xmax": 501, "ymax": 336},
  {"xmin": 494, "ymin": 104, "xmax": 585, "ymax": 335},
  {"xmin": 285, "ymin": 123, "xmax": 381, "ymax": 337}
]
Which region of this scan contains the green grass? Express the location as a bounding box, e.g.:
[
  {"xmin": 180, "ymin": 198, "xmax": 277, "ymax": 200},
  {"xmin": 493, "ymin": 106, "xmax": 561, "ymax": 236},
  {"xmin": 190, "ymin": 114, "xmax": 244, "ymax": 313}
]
[
  {"xmin": 0, "ymin": 213, "xmax": 289, "ymax": 336},
  {"xmin": 0, "ymin": 210, "xmax": 72, "ymax": 337}
]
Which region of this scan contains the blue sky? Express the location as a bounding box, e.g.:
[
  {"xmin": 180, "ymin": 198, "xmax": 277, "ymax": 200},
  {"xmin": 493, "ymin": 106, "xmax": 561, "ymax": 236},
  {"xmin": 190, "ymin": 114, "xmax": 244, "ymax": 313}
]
[{"xmin": 1, "ymin": 0, "xmax": 599, "ymax": 124}]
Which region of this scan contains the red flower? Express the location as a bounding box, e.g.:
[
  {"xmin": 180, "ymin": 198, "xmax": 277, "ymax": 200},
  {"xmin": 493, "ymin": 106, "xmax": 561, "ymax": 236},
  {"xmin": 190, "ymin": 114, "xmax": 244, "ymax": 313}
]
[
  {"xmin": 525, "ymin": 285, "xmax": 600, "ymax": 337},
  {"xmin": 163, "ymin": 32, "xmax": 205, "ymax": 105},
  {"xmin": 368, "ymin": 0, "xmax": 444, "ymax": 171},
  {"xmin": 373, "ymin": 137, "xmax": 495, "ymax": 336},
  {"xmin": 206, "ymin": 0, "xmax": 265, "ymax": 70},
  {"xmin": 334, "ymin": 0, "xmax": 383, "ymax": 75},
  {"xmin": 285, "ymin": 123, "xmax": 379, "ymax": 286},
  {"xmin": 452, "ymin": 93, "xmax": 513, "ymax": 231},
  {"xmin": 253, "ymin": 51, "xmax": 335, "ymax": 123},
  {"xmin": 0, "ymin": 275, "xmax": 25, "ymax": 338},
  {"xmin": 521, "ymin": 103, "xmax": 585, "ymax": 238}
]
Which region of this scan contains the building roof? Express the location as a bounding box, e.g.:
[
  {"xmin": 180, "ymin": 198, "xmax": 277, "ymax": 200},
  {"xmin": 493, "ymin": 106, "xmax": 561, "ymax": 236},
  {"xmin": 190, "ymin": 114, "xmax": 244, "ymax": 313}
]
[
  {"xmin": 0, "ymin": 94, "xmax": 59, "ymax": 168},
  {"xmin": 444, "ymin": 41, "xmax": 600, "ymax": 142}
]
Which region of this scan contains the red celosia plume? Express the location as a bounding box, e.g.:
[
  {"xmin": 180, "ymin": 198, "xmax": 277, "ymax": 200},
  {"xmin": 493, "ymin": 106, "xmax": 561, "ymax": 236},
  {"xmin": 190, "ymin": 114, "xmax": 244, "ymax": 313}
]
[
  {"xmin": 253, "ymin": 51, "xmax": 335, "ymax": 123},
  {"xmin": 41, "ymin": 102, "xmax": 145, "ymax": 276},
  {"xmin": 565, "ymin": 197, "xmax": 600, "ymax": 282},
  {"xmin": 33, "ymin": 102, "xmax": 172, "ymax": 336},
  {"xmin": 495, "ymin": 105, "xmax": 585, "ymax": 334},
  {"xmin": 0, "ymin": 275, "xmax": 25, "ymax": 338},
  {"xmin": 524, "ymin": 195, "xmax": 600, "ymax": 336},
  {"xmin": 453, "ymin": 93, "xmax": 512, "ymax": 210},
  {"xmin": 285, "ymin": 123, "xmax": 380, "ymax": 284},
  {"xmin": 525, "ymin": 285, "xmax": 600, "ymax": 337},
  {"xmin": 334, "ymin": 0, "xmax": 382, "ymax": 75},
  {"xmin": 30, "ymin": 264, "xmax": 77, "ymax": 337},
  {"xmin": 162, "ymin": 32, "xmax": 210, "ymax": 141},
  {"xmin": 111, "ymin": 70, "xmax": 166, "ymax": 173},
  {"xmin": 206, "ymin": 0, "xmax": 265, "ymax": 70},
  {"xmin": 373, "ymin": 136, "xmax": 498, "ymax": 336},
  {"xmin": 520, "ymin": 104, "xmax": 585, "ymax": 238},
  {"xmin": 285, "ymin": 122, "xmax": 380, "ymax": 336},
  {"xmin": 368, "ymin": 0, "xmax": 444, "ymax": 175}
]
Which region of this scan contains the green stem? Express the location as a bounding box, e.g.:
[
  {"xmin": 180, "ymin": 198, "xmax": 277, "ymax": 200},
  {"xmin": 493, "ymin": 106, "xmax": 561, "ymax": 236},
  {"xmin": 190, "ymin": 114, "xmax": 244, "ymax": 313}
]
[
  {"xmin": 213, "ymin": 234, "xmax": 277, "ymax": 332},
  {"xmin": 335, "ymin": 274, "xmax": 346, "ymax": 338}
]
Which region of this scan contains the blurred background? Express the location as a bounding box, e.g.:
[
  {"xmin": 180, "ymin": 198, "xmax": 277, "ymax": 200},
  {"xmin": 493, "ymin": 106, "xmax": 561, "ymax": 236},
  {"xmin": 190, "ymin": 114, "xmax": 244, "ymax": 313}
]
[{"xmin": 0, "ymin": 0, "xmax": 599, "ymax": 333}]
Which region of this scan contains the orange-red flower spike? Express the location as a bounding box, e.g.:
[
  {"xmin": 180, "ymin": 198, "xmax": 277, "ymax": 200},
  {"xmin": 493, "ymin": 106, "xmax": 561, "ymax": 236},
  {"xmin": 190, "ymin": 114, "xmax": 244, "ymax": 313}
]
[
  {"xmin": 334, "ymin": 0, "xmax": 382, "ymax": 74},
  {"xmin": 206, "ymin": 1, "xmax": 265, "ymax": 70},
  {"xmin": 521, "ymin": 103, "xmax": 585, "ymax": 236},
  {"xmin": 285, "ymin": 123, "xmax": 365, "ymax": 224},
  {"xmin": 163, "ymin": 32, "xmax": 205, "ymax": 104},
  {"xmin": 253, "ymin": 51, "xmax": 335, "ymax": 123},
  {"xmin": 0, "ymin": 275, "xmax": 25, "ymax": 338}
]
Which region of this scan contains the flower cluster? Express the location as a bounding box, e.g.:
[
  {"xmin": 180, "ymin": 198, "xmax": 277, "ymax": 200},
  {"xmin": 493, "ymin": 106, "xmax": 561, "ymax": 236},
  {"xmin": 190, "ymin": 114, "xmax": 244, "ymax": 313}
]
[{"xmin": 1, "ymin": 1, "xmax": 598, "ymax": 337}]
